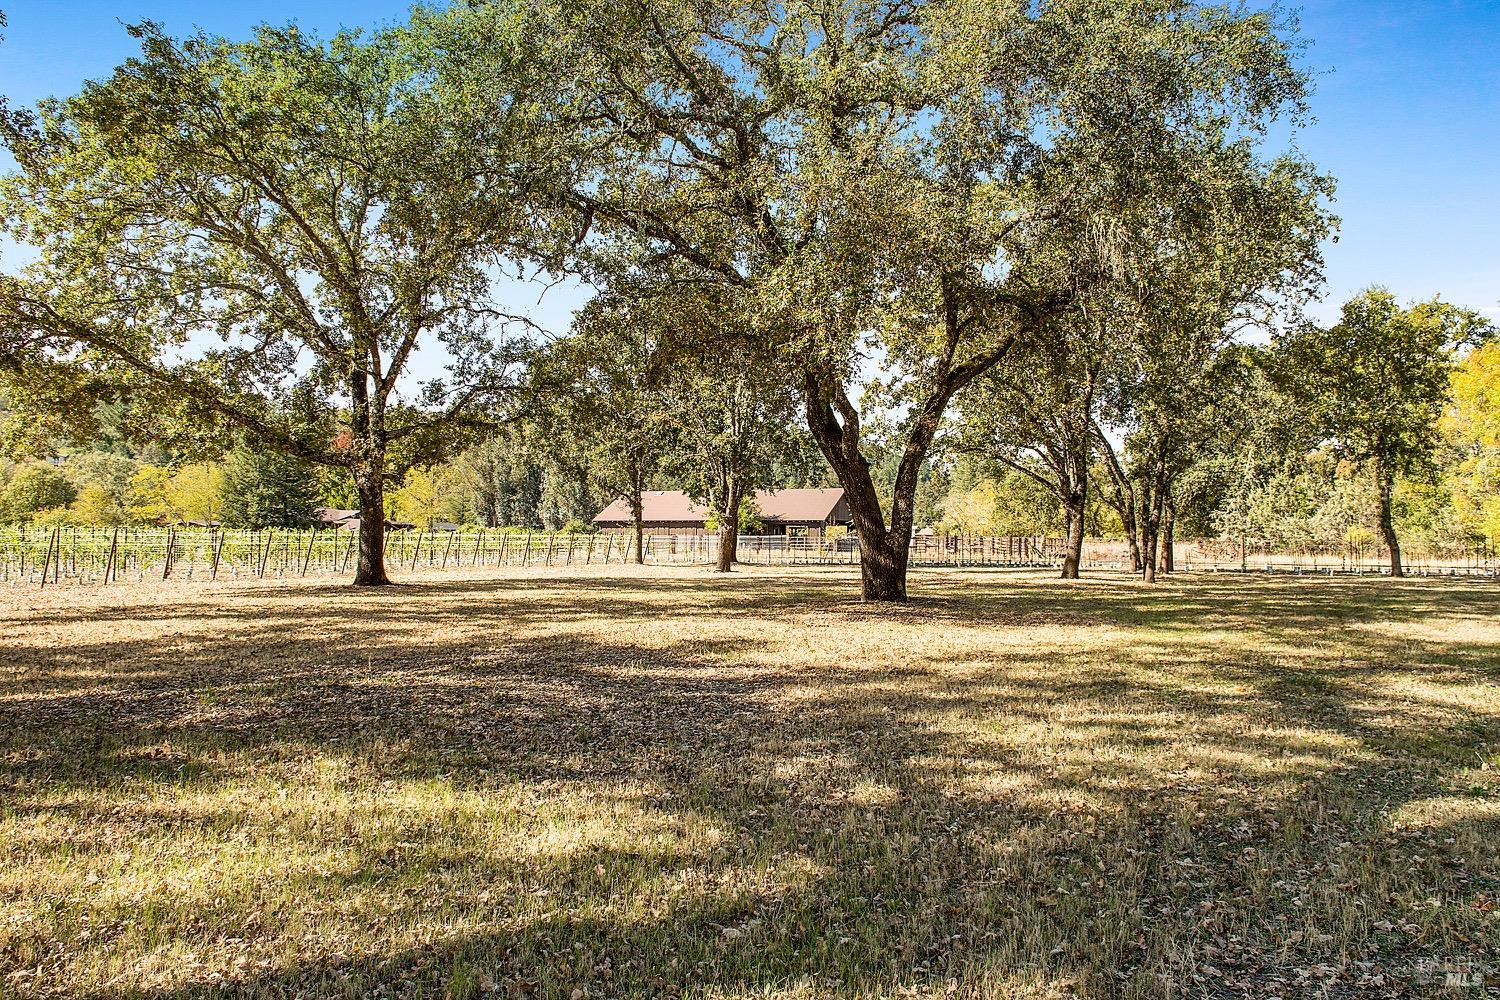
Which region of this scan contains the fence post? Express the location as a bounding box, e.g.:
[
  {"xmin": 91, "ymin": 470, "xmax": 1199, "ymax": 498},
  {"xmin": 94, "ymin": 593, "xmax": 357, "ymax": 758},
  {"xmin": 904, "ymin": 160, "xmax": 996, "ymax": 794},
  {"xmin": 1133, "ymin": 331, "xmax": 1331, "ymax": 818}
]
[
  {"xmin": 162, "ymin": 526, "xmax": 176, "ymax": 580},
  {"xmin": 105, "ymin": 526, "xmax": 121, "ymax": 585},
  {"xmin": 39, "ymin": 526, "xmax": 58, "ymax": 589},
  {"xmin": 301, "ymin": 529, "xmax": 316, "ymax": 576}
]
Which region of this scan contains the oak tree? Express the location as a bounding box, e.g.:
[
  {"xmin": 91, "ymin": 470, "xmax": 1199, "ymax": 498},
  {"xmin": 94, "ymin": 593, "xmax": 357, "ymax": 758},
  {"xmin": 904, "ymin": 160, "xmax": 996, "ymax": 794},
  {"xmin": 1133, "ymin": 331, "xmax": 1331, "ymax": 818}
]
[
  {"xmin": 0, "ymin": 18, "xmax": 564, "ymax": 583},
  {"xmin": 497, "ymin": 0, "xmax": 1330, "ymax": 600}
]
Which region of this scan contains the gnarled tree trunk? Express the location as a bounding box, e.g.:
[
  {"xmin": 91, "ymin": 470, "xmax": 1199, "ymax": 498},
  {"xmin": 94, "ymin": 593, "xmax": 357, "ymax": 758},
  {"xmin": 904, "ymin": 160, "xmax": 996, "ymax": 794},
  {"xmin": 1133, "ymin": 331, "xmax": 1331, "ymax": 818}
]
[
  {"xmin": 819, "ymin": 432, "xmax": 909, "ymax": 600},
  {"xmin": 352, "ymin": 470, "xmax": 390, "ymax": 586},
  {"xmin": 1059, "ymin": 448, "xmax": 1090, "ymax": 579},
  {"xmin": 801, "ymin": 288, "xmax": 1030, "ymax": 600},
  {"xmin": 1060, "ymin": 494, "xmax": 1085, "ymax": 579},
  {"xmin": 804, "ymin": 375, "xmax": 928, "ymax": 603},
  {"xmin": 858, "ymin": 530, "xmax": 910, "ymax": 601}
]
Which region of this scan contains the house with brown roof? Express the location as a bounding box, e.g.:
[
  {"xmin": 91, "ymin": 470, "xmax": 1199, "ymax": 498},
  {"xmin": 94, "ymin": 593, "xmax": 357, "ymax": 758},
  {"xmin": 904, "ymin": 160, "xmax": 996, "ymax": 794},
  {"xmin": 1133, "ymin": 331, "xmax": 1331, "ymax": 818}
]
[
  {"xmin": 593, "ymin": 488, "xmax": 851, "ymax": 536},
  {"xmin": 314, "ymin": 507, "xmax": 417, "ymax": 532}
]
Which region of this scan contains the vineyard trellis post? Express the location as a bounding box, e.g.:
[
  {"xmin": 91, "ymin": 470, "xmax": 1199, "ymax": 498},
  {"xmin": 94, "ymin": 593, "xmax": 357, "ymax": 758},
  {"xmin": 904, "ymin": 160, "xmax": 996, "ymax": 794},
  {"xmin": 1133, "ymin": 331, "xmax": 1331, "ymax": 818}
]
[
  {"xmin": 162, "ymin": 525, "xmax": 175, "ymax": 580},
  {"xmin": 38, "ymin": 525, "xmax": 58, "ymax": 589},
  {"xmin": 106, "ymin": 526, "xmax": 121, "ymax": 584}
]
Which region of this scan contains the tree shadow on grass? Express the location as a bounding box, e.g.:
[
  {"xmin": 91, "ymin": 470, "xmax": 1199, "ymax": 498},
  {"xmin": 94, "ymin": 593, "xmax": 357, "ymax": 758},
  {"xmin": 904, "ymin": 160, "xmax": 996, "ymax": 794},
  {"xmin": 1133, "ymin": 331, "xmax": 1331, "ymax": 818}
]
[{"xmin": 1, "ymin": 570, "xmax": 1497, "ymax": 998}]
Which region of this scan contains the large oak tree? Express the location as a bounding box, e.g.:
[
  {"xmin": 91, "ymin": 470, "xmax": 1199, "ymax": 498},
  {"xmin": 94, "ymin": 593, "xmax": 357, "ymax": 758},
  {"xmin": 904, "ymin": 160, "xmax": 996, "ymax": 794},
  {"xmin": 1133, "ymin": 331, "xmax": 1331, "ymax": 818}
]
[
  {"xmin": 461, "ymin": 0, "xmax": 1332, "ymax": 600},
  {"xmin": 0, "ymin": 18, "xmax": 570, "ymax": 584}
]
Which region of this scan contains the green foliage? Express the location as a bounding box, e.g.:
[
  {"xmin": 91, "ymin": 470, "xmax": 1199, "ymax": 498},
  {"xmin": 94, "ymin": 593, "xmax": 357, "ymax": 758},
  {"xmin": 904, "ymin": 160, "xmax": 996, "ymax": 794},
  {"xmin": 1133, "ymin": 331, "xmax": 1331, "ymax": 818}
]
[
  {"xmin": 476, "ymin": 0, "xmax": 1330, "ymax": 595},
  {"xmin": 529, "ymin": 293, "xmax": 680, "ymax": 527},
  {"xmin": 704, "ymin": 497, "xmax": 763, "ymax": 535},
  {"xmin": 940, "ymin": 463, "xmax": 1066, "ymax": 537},
  {"xmin": 444, "ymin": 434, "xmax": 545, "ymax": 530},
  {"xmin": 218, "ymin": 449, "xmax": 319, "ymax": 529},
  {"xmin": 1282, "ymin": 289, "xmax": 1495, "ymax": 481},
  {"xmin": 66, "ymin": 485, "xmax": 120, "ymax": 526},
  {"xmin": 0, "ymin": 464, "xmax": 76, "ymax": 523},
  {"xmin": 1443, "ymin": 343, "xmax": 1500, "ymax": 543}
]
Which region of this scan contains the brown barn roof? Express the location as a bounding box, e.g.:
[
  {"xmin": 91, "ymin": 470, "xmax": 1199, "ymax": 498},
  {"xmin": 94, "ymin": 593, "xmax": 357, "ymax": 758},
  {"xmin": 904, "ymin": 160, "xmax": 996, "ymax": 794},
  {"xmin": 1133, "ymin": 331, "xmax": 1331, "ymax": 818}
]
[
  {"xmin": 752, "ymin": 488, "xmax": 847, "ymax": 522},
  {"xmin": 594, "ymin": 488, "xmax": 846, "ymax": 526},
  {"xmin": 316, "ymin": 507, "xmax": 360, "ymax": 526}
]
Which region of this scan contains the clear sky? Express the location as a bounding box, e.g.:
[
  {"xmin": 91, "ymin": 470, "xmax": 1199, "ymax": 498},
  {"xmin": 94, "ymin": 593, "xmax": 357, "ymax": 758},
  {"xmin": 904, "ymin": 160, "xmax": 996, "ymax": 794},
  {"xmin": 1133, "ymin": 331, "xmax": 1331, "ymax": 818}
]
[{"xmin": 2, "ymin": 0, "xmax": 1498, "ymax": 330}]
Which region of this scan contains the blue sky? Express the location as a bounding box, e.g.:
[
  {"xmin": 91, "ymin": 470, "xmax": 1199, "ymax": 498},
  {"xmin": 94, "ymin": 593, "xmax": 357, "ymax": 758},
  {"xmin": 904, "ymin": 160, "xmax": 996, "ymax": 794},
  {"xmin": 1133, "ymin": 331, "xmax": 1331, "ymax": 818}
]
[{"xmin": 2, "ymin": 0, "xmax": 1498, "ymax": 331}]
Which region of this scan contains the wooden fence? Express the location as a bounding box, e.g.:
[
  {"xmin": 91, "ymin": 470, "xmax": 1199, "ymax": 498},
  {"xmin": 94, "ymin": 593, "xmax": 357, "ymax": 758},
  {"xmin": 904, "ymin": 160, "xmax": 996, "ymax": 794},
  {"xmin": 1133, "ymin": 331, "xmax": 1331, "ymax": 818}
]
[{"xmin": 3, "ymin": 525, "xmax": 1494, "ymax": 587}]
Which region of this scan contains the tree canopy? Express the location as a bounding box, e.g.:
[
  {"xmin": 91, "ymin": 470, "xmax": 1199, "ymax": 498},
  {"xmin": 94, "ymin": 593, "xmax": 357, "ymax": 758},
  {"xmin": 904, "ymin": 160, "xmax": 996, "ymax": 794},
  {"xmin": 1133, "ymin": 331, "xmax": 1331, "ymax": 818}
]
[
  {"xmin": 445, "ymin": 0, "xmax": 1336, "ymax": 598},
  {"xmin": 1277, "ymin": 288, "xmax": 1495, "ymax": 575}
]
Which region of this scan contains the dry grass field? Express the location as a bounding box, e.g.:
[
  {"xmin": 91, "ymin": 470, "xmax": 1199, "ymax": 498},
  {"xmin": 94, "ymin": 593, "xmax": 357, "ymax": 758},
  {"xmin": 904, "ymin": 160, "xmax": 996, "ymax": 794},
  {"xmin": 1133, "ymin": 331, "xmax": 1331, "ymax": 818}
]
[{"xmin": 1, "ymin": 565, "xmax": 1497, "ymax": 999}]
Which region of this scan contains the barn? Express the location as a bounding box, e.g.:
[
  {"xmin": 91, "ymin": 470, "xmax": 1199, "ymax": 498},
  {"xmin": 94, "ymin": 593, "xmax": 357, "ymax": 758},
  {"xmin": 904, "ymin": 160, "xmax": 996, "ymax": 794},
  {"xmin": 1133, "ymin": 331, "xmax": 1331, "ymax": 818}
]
[{"xmin": 593, "ymin": 488, "xmax": 851, "ymax": 536}]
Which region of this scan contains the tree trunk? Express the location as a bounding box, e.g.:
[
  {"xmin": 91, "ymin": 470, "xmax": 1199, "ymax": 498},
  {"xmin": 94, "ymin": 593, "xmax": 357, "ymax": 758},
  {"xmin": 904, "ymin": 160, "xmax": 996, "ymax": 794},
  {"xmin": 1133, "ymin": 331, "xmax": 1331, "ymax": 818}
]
[
  {"xmin": 823, "ymin": 450, "xmax": 909, "ymax": 601},
  {"xmin": 802, "ymin": 312, "xmax": 1011, "ymax": 601},
  {"xmin": 1140, "ymin": 527, "xmax": 1157, "ymax": 583},
  {"xmin": 715, "ymin": 478, "xmax": 742, "ymax": 573},
  {"xmin": 1060, "ymin": 449, "xmax": 1089, "ymax": 579},
  {"xmin": 1061, "ymin": 493, "xmax": 1085, "ymax": 579},
  {"xmin": 348, "ymin": 366, "xmax": 390, "ymax": 586},
  {"xmin": 804, "ymin": 374, "xmax": 919, "ymax": 602},
  {"xmin": 1159, "ymin": 499, "xmax": 1175, "ymax": 574},
  {"xmin": 1122, "ymin": 505, "xmax": 1142, "ymax": 573},
  {"xmin": 859, "ymin": 532, "xmax": 909, "ymax": 601},
  {"xmin": 803, "ymin": 371, "xmax": 967, "ymax": 602},
  {"xmin": 630, "ymin": 487, "xmax": 645, "ymax": 566},
  {"xmin": 352, "ymin": 469, "xmax": 390, "ymax": 586},
  {"xmin": 1377, "ymin": 466, "xmax": 1403, "ymax": 577},
  {"xmin": 1139, "ymin": 475, "xmax": 1160, "ymax": 585}
]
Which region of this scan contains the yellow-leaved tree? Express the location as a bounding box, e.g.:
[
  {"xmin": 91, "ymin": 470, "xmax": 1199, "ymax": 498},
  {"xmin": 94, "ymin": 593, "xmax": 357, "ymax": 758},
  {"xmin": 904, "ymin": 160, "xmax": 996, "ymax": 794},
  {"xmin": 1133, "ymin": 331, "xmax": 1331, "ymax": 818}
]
[
  {"xmin": 127, "ymin": 466, "xmax": 175, "ymax": 525},
  {"xmin": 392, "ymin": 468, "xmax": 445, "ymax": 530},
  {"xmin": 167, "ymin": 464, "xmax": 226, "ymax": 526},
  {"xmin": 1444, "ymin": 342, "xmax": 1500, "ymax": 544}
]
